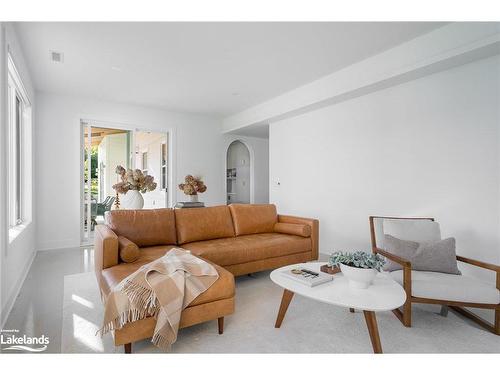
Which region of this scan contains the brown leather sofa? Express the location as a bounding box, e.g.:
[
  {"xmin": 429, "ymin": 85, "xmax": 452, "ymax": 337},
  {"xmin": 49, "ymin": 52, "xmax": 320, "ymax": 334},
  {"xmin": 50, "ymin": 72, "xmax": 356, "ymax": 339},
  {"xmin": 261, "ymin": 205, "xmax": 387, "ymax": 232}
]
[{"xmin": 94, "ymin": 203, "xmax": 319, "ymax": 352}]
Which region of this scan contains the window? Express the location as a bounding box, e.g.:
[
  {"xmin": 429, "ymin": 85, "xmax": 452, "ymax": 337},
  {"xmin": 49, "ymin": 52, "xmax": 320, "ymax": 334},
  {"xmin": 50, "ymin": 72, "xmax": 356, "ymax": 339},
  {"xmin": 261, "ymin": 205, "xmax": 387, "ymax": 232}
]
[
  {"xmin": 14, "ymin": 95, "xmax": 22, "ymax": 223},
  {"xmin": 7, "ymin": 53, "xmax": 32, "ymax": 230},
  {"xmin": 160, "ymin": 142, "xmax": 167, "ymax": 190},
  {"xmin": 142, "ymin": 151, "xmax": 148, "ymax": 175}
]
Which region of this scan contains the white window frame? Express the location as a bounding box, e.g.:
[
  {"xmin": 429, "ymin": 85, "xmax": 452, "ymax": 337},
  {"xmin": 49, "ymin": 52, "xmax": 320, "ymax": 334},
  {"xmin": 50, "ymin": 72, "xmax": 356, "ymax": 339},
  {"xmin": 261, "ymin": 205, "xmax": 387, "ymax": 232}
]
[
  {"xmin": 142, "ymin": 151, "xmax": 148, "ymax": 175},
  {"xmin": 7, "ymin": 53, "xmax": 32, "ymax": 233},
  {"xmin": 160, "ymin": 142, "xmax": 167, "ymax": 191}
]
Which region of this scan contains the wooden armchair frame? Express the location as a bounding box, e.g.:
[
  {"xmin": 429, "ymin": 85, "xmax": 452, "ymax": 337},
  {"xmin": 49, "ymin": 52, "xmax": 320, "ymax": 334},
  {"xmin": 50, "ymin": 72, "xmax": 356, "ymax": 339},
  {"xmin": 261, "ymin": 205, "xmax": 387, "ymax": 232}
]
[{"xmin": 369, "ymin": 216, "xmax": 500, "ymax": 335}]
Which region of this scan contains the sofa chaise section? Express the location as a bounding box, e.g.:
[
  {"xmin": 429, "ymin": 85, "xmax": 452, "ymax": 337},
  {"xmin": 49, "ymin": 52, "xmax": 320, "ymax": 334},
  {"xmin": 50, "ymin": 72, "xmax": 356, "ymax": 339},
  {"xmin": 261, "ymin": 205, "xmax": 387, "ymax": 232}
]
[{"xmin": 94, "ymin": 208, "xmax": 236, "ymax": 353}]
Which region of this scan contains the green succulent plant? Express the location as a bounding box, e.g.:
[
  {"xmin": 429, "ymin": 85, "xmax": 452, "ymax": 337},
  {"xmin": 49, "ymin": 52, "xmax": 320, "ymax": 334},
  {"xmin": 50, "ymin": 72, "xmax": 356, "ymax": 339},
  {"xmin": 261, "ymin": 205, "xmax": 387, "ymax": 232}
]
[{"xmin": 329, "ymin": 251, "xmax": 385, "ymax": 272}]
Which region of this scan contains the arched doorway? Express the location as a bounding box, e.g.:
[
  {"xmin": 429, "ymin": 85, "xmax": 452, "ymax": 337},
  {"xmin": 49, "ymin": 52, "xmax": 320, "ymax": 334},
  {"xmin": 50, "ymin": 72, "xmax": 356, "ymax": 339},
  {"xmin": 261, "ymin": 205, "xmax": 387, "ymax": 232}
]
[{"xmin": 226, "ymin": 140, "xmax": 251, "ymax": 204}]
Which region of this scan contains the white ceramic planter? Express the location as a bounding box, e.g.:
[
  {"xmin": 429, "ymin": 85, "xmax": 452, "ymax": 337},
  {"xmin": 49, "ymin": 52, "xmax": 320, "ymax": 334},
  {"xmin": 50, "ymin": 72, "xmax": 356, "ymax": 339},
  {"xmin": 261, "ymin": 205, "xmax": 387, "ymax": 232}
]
[
  {"xmin": 340, "ymin": 263, "xmax": 377, "ymax": 289},
  {"xmin": 189, "ymin": 194, "xmax": 199, "ymax": 202},
  {"xmin": 121, "ymin": 190, "xmax": 144, "ymax": 209}
]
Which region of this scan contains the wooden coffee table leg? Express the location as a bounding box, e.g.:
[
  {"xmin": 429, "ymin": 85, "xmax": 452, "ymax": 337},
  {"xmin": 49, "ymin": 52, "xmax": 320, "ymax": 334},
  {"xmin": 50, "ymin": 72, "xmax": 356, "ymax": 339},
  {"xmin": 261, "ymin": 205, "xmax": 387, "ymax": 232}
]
[
  {"xmin": 275, "ymin": 289, "xmax": 294, "ymax": 328},
  {"xmin": 363, "ymin": 310, "xmax": 383, "ymax": 354}
]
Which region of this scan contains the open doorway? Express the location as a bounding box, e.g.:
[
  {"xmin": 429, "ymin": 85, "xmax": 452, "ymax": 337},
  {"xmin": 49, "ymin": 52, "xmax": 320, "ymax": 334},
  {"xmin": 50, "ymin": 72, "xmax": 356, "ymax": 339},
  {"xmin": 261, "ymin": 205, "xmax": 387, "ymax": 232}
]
[
  {"xmin": 134, "ymin": 130, "xmax": 169, "ymax": 209},
  {"xmin": 80, "ymin": 121, "xmax": 169, "ymax": 245},
  {"xmin": 226, "ymin": 140, "xmax": 251, "ymax": 204}
]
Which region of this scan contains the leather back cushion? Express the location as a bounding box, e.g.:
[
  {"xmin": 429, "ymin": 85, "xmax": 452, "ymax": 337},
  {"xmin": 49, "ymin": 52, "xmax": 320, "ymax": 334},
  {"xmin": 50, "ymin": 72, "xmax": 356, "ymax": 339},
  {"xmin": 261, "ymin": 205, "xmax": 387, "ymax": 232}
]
[
  {"xmin": 175, "ymin": 205, "xmax": 235, "ymax": 244},
  {"xmin": 106, "ymin": 208, "xmax": 177, "ymax": 247},
  {"xmin": 229, "ymin": 204, "xmax": 278, "ymax": 236}
]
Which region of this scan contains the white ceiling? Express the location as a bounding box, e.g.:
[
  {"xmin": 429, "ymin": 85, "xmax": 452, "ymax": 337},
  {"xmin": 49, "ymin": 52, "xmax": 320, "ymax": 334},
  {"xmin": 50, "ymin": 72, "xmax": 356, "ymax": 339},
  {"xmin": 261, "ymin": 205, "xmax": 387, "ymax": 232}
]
[{"xmin": 15, "ymin": 22, "xmax": 445, "ymax": 116}]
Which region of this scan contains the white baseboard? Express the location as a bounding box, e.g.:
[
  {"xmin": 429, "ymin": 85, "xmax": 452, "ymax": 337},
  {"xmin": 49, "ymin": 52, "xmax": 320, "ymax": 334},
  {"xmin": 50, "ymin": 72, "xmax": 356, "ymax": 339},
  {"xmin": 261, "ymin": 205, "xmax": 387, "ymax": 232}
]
[
  {"xmin": 1, "ymin": 249, "xmax": 36, "ymax": 329},
  {"xmin": 37, "ymin": 238, "xmax": 80, "ymax": 251}
]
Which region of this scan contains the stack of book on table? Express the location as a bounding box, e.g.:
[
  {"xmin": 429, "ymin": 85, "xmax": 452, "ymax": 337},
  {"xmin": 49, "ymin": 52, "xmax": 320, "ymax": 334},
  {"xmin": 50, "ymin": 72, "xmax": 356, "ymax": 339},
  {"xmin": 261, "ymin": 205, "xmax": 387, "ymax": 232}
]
[
  {"xmin": 174, "ymin": 202, "xmax": 205, "ymax": 208},
  {"xmin": 281, "ymin": 268, "xmax": 333, "ymax": 287}
]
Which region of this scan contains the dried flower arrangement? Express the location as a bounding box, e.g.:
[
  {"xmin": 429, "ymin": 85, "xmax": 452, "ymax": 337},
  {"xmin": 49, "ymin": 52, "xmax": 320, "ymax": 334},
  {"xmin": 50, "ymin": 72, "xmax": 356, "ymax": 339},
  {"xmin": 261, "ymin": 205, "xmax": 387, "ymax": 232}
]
[
  {"xmin": 178, "ymin": 175, "xmax": 207, "ymax": 196},
  {"xmin": 112, "ymin": 165, "xmax": 157, "ymax": 194}
]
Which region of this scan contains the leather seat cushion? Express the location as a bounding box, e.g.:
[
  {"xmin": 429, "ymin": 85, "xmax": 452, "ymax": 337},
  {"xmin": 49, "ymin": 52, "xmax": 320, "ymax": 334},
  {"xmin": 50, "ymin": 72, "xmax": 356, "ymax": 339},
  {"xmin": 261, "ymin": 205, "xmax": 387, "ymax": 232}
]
[
  {"xmin": 100, "ymin": 246, "xmax": 235, "ymax": 306},
  {"xmin": 175, "ymin": 205, "xmax": 235, "ymax": 245},
  {"xmin": 389, "ymin": 270, "xmax": 500, "ymax": 304},
  {"xmin": 105, "ymin": 208, "xmax": 177, "ymax": 247},
  {"xmin": 182, "ymin": 233, "xmax": 312, "ymax": 266},
  {"xmin": 229, "ymin": 204, "xmax": 278, "ymax": 236}
]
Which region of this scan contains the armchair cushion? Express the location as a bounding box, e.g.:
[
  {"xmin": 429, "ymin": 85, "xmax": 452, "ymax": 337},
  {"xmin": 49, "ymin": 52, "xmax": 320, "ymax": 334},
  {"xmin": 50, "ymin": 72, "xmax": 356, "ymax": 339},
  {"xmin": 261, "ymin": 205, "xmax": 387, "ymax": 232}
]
[
  {"xmin": 389, "ymin": 270, "xmax": 500, "ymax": 304},
  {"xmin": 383, "ymin": 219, "xmax": 441, "ymax": 244}
]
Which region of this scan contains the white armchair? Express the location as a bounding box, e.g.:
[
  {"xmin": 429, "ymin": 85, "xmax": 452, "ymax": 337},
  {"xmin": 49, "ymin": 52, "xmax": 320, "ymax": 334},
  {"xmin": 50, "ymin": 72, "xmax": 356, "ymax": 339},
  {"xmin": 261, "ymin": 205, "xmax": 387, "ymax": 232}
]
[{"xmin": 369, "ymin": 216, "xmax": 499, "ymax": 334}]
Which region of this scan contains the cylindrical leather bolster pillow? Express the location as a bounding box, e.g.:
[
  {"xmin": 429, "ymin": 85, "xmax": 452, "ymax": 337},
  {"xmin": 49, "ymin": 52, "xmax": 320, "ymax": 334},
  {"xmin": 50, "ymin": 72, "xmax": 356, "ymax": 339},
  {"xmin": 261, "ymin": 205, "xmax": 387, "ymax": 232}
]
[
  {"xmin": 274, "ymin": 222, "xmax": 311, "ymax": 237},
  {"xmin": 118, "ymin": 235, "xmax": 140, "ymax": 263}
]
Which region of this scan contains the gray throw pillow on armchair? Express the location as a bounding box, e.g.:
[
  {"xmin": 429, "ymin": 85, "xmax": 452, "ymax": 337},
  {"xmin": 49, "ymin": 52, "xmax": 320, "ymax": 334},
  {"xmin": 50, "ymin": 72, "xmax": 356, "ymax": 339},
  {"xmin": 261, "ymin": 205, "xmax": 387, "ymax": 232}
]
[
  {"xmin": 412, "ymin": 237, "xmax": 460, "ymax": 274},
  {"xmin": 383, "ymin": 234, "xmax": 460, "ymax": 274},
  {"xmin": 382, "ymin": 235, "xmax": 419, "ymax": 271}
]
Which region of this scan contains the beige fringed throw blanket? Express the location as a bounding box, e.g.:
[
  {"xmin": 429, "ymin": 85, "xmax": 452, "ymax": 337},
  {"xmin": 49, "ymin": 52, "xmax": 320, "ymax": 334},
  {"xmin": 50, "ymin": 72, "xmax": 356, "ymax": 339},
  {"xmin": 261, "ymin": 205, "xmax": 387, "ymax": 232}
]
[{"xmin": 99, "ymin": 248, "xmax": 219, "ymax": 350}]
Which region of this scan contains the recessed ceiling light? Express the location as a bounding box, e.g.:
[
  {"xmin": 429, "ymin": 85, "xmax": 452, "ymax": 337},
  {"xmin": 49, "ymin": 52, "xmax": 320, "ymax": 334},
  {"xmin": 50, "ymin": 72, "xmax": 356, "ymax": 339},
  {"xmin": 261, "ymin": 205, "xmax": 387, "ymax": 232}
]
[
  {"xmin": 231, "ymin": 92, "xmax": 240, "ymax": 97},
  {"xmin": 111, "ymin": 66, "xmax": 122, "ymax": 72},
  {"xmin": 50, "ymin": 50, "xmax": 64, "ymax": 63}
]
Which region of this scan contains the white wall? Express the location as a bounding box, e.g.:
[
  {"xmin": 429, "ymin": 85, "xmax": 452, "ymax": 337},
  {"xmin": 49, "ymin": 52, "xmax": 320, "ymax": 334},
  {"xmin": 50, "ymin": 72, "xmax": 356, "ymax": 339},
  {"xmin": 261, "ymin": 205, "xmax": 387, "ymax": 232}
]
[
  {"xmin": 270, "ymin": 55, "xmax": 500, "ymax": 282},
  {"xmin": 35, "ymin": 93, "xmax": 270, "ymax": 251},
  {"xmin": 0, "ymin": 23, "xmax": 36, "ymax": 327}
]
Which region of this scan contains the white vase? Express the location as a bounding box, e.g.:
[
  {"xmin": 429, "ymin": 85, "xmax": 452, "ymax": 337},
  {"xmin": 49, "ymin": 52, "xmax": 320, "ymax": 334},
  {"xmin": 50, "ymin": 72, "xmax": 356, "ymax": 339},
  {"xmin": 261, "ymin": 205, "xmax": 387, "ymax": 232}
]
[
  {"xmin": 189, "ymin": 194, "xmax": 198, "ymax": 202},
  {"xmin": 340, "ymin": 263, "xmax": 377, "ymax": 289},
  {"xmin": 121, "ymin": 190, "xmax": 144, "ymax": 209}
]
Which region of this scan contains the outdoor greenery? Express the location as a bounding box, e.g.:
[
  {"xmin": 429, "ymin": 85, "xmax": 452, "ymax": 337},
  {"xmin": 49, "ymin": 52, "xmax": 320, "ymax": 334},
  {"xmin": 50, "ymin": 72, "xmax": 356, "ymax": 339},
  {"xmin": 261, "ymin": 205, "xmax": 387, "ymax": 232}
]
[
  {"xmin": 329, "ymin": 251, "xmax": 386, "ymax": 271},
  {"xmin": 84, "ymin": 146, "xmax": 99, "ymax": 197}
]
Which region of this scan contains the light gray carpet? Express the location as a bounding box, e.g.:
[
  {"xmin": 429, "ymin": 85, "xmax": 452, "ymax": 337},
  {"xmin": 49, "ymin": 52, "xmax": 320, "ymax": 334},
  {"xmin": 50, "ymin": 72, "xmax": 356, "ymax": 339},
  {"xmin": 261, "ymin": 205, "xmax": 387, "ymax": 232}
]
[{"xmin": 62, "ymin": 271, "xmax": 500, "ymax": 353}]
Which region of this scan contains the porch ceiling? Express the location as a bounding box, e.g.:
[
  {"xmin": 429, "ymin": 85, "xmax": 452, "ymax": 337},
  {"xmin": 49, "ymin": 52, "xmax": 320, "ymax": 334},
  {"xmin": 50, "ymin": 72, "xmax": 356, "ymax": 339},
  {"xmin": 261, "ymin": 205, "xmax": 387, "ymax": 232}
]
[{"xmin": 83, "ymin": 126, "xmax": 128, "ymax": 146}]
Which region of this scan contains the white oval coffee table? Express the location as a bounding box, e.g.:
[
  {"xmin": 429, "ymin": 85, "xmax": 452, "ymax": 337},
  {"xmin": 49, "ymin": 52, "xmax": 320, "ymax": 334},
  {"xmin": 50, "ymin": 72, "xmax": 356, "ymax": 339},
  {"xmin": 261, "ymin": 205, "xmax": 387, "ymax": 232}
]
[{"xmin": 270, "ymin": 262, "xmax": 407, "ymax": 353}]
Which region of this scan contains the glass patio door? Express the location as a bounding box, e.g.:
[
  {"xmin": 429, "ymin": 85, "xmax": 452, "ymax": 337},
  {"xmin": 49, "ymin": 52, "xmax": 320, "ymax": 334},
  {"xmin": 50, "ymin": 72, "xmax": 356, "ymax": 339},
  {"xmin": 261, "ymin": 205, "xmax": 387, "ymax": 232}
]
[
  {"xmin": 80, "ymin": 122, "xmax": 132, "ymax": 245},
  {"xmin": 80, "ymin": 122, "xmax": 169, "ymax": 246}
]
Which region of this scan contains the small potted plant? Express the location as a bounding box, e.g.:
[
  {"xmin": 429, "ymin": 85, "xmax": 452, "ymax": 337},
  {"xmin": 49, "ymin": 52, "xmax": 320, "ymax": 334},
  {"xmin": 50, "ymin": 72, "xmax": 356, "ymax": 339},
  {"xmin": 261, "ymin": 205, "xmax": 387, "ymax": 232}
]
[
  {"xmin": 329, "ymin": 251, "xmax": 385, "ymax": 289},
  {"xmin": 178, "ymin": 175, "xmax": 207, "ymax": 202}
]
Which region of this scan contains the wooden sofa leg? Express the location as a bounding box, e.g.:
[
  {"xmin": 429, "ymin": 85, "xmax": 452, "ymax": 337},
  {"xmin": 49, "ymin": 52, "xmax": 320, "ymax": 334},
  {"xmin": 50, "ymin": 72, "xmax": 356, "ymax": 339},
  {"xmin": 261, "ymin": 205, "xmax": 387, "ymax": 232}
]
[
  {"xmin": 349, "ymin": 308, "xmax": 355, "ymax": 313},
  {"xmin": 218, "ymin": 317, "xmax": 224, "ymax": 335},
  {"xmin": 124, "ymin": 343, "xmax": 132, "ymax": 354}
]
